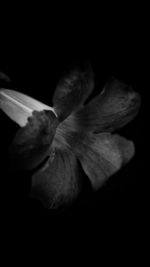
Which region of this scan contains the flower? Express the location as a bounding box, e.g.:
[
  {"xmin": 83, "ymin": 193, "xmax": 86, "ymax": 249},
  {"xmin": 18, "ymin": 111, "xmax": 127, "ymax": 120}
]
[{"xmin": 0, "ymin": 64, "xmax": 141, "ymax": 209}]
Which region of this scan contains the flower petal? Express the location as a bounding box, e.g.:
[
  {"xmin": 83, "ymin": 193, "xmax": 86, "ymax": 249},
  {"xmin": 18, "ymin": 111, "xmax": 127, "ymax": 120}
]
[
  {"xmin": 75, "ymin": 78, "xmax": 141, "ymax": 133},
  {"xmin": 73, "ymin": 132, "xmax": 135, "ymax": 190},
  {"xmin": 53, "ymin": 63, "xmax": 94, "ymax": 122},
  {"xmin": 10, "ymin": 110, "xmax": 58, "ymax": 170},
  {"xmin": 31, "ymin": 148, "xmax": 80, "ymax": 209}
]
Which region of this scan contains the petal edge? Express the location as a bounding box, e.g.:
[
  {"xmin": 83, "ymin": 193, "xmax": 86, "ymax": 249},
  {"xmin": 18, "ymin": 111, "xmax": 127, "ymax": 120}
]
[{"xmin": 74, "ymin": 132, "xmax": 135, "ymax": 190}]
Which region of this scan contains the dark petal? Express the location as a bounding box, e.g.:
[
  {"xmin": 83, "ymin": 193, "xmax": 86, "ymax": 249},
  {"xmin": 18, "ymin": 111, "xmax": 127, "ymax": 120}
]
[
  {"xmin": 52, "ymin": 63, "xmax": 94, "ymax": 122},
  {"xmin": 10, "ymin": 110, "xmax": 58, "ymax": 170},
  {"xmin": 73, "ymin": 132, "xmax": 135, "ymax": 190},
  {"xmin": 31, "ymin": 148, "xmax": 81, "ymax": 209},
  {"xmin": 75, "ymin": 78, "xmax": 141, "ymax": 133}
]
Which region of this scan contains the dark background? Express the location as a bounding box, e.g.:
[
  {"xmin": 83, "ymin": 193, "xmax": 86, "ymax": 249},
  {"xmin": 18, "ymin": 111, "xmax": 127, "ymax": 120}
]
[{"xmin": 0, "ymin": 7, "xmax": 146, "ymax": 229}]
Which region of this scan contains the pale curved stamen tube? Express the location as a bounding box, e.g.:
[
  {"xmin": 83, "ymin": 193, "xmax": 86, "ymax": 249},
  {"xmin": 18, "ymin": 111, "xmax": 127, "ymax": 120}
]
[{"xmin": 0, "ymin": 88, "xmax": 57, "ymax": 126}]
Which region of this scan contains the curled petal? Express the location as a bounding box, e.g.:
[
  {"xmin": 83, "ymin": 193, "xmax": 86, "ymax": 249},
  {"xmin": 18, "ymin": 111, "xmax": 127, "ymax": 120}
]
[
  {"xmin": 75, "ymin": 78, "xmax": 141, "ymax": 133},
  {"xmin": 53, "ymin": 63, "xmax": 94, "ymax": 122},
  {"xmin": 31, "ymin": 148, "xmax": 80, "ymax": 209},
  {"xmin": 10, "ymin": 110, "xmax": 58, "ymax": 170},
  {"xmin": 72, "ymin": 132, "xmax": 135, "ymax": 190}
]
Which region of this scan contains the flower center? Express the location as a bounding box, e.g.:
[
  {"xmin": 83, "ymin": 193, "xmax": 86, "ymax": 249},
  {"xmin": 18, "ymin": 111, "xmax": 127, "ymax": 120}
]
[{"xmin": 52, "ymin": 113, "xmax": 78, "ymax": 149}]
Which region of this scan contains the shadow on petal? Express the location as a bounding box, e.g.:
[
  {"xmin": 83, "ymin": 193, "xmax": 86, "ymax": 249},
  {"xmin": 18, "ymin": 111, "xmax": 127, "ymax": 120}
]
[
  {"xmin": 31, "ymin": 148, "xmax": 81, "ymax": 209},
  {"xmin": 73, "ymin": 132, "xmax": 135, "ymax": 190},
  {"xmin": 75, "ymin": 78, "xmax": 141, "ymax": 133},
  {"xmin": 9, "ymin": 110, "xmax": 58, "ymax": 171},
  {"xmin": 53, "ymin": 63, "xmax": 94, "ymax": 122}
]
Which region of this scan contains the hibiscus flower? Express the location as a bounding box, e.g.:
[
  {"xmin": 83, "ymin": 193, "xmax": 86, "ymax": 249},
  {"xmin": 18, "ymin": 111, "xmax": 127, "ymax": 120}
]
[{"xmin": 0, "ymin": 64, "xmax": 141, "ymax": 209}]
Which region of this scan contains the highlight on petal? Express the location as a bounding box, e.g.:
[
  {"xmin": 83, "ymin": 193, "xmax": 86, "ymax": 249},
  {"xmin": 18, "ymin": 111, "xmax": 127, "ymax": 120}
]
[
  {"xmin": 75, "ymin": 78, "xmax": 141, "ymax": 133},
  {"xmin": 10, "ymin": 110, "xmax": 59, "ymax": 170},
  {"xmin": 52, "ymin": 63, "xmax": 94, "ymax": 122},
  {"xmin": 73, "ymin": 132, "xmax": 135, "ymax": 190},
  {"xmin": 0, "ymin": 89, "xmax": 56, "ymax": 127},
  {"xmin": 31, "ymin": 148, "xmax": 81, "ymax": 209}
]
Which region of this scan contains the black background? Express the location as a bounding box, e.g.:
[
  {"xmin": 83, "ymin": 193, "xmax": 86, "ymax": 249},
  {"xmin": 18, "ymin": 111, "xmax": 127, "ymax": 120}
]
[{"xmin": 0, "ymin": 6, "xmax": 146, "ymax": 233}]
